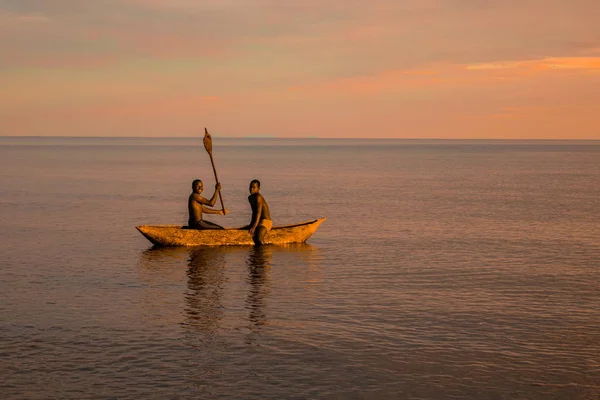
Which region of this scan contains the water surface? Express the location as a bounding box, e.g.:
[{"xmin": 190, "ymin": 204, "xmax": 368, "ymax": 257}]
[{"xmin": 1, "ymin": 137, "xmax": 599, "ymax": 399}]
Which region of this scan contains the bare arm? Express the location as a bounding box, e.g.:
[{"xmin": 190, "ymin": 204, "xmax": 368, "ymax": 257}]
[
  {"xmin": 194, "ymin": 183, "xmax": 221, "ymax": 207},
  {"xmin": 202, "ymin": 206, "xmax": 229, "ymax": 215},
  {"xmin": 206, "ymin": 183, "xmax": 221, "ymax": 207},
  {"xmin": 248, "ymin": 195, "xmax": 264, "ymax": 235}
]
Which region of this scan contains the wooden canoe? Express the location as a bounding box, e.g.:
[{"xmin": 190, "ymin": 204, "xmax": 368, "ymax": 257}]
[{"xmin": 136, "ymin": 217, "xmax": 326, "ymax": 247}]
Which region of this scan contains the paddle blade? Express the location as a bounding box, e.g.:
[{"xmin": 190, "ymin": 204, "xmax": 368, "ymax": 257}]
[{"xmin": 203, "ymin": 127, "xmax": 212, "ymax": 153}]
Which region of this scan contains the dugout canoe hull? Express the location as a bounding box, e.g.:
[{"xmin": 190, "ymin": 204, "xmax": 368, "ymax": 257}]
[{"xmin": 136, "ymin": 217, "xmax": 326, "ymax": 247}]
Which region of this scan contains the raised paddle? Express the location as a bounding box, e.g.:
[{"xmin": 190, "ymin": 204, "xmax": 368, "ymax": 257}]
[{"xmin": 203, "ymin": 127, "xmax": 225, "ymax": 212}]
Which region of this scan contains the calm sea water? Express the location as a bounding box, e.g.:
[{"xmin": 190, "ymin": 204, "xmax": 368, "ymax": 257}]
[{"xmin": 1, "ymin": 137, "xmax": 599, "ymax": 399}]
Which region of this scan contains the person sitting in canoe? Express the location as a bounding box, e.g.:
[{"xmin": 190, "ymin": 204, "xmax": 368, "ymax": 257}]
[
  {"xmin": 188, "ymin": 179, "xmax": 229, "ymax": 229},
  {"xmin": 243, "ymin": 179, "xmax": 272, "ymax": 245}
]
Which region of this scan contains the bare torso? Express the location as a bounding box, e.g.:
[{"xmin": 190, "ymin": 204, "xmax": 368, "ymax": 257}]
[
  {"xmin": 188, "ymin": 193, "xmax": 205, "ymax": 226},
  {"xmin": 187, "ymin": 181, "xmax": 225, "ymax": 230},
  {"xmin": 248, "ymin": 193, "xmax": 271, "ymax": 223}
]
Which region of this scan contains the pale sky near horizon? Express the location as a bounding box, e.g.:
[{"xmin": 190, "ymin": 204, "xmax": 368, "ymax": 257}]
[{"xmin": 1, "ymin": 0, "xmax": 599, "ymax": 138}]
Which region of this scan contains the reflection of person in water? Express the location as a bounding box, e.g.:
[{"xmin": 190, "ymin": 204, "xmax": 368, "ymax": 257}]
[
  {"xmin": 245, "ymin": 246, "xmax": 272, "ymax": 329},
  {"xmin": 184, "ymin": 248, "xmax": 227, "ymax": 334}
]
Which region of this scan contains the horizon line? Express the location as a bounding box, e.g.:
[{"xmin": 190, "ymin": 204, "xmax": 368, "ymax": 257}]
[{"xmin": 1, "ymin": 135, "xmax": 599, "ymax": 141}]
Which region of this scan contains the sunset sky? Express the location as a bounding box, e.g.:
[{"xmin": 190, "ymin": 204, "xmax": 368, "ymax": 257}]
[{"xmin": 1, "ymin": 0, "xmax": 599, "ymax": 138}]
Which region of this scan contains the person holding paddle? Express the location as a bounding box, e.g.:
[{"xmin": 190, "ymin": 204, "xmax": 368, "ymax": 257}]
[
  {"xmin": 187, "ymin": 179, "xmax": 229, "ymax": 229},
  {"xmin": 244, "ymin": 179, "xmax": 272, "ymax": 245},
  {"xmin": 187, "ymin": 127, "xmax": 229, "ymax": 230}
]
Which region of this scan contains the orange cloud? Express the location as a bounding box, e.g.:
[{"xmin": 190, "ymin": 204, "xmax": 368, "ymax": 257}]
[
  {"xmin": 288, "ymin": 56, "xmax": 600, "ymax": 96},
  {"xmin": 466, "ymin": 57, "xmax": 600, "ymax": 72}
]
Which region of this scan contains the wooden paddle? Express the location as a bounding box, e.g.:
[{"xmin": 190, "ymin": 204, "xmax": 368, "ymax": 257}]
[{"xmin": 203, "ymin": 127, "xmax": 225, "ymax": 212}]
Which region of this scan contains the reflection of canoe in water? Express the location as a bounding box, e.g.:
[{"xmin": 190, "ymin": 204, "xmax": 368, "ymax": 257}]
[{"xmin": 136, "ymin": 217, "xmax": 326, "ymax": 247}]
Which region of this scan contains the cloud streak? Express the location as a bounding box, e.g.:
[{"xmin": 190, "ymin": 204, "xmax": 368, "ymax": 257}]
[
  {"xmin": 467, "ymin": 57, "xmax": 600, "ymax": 71},
  {"xmin": 287, "ymin": 57, "xmax": 600, "ymax": 96}
]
